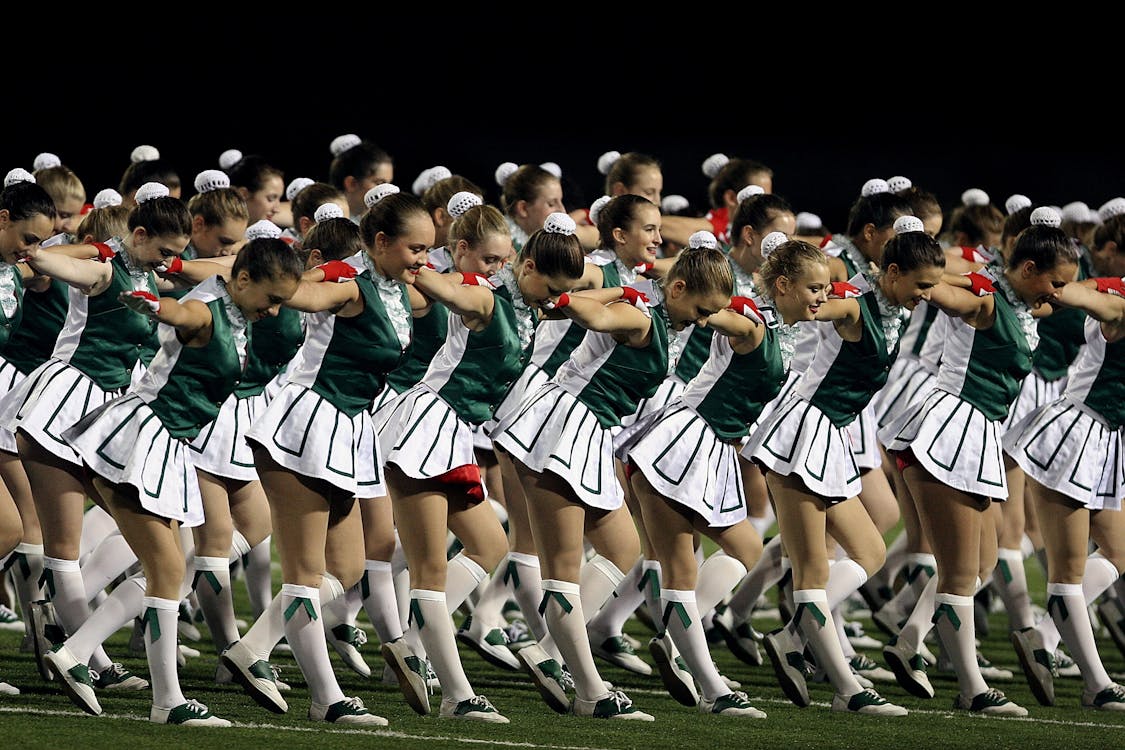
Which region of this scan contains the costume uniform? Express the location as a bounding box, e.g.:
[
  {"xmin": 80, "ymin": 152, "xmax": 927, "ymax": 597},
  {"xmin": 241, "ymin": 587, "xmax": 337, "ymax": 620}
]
[
  {"xmin": 245, "ymin": 253, "xmax": 410, "ymax": 499},
  {"xmin": 880, "ymin": 272, "xmax": 1035, "ymax": 499},
  {"xmin": 189, "ymin": 304, "xmax": 304, "ymax": 481},
  {"xmin": 743, "ymin": 274, "xmax": 898, "ymax": 501},
  {"xmin": 1004, "ymin": 314, "xmax": 1124, "ymax": 510},
  {"xmin": 492, "ymin": 287, "xmax": 668, "ymax": 510},
  {"xmin": 0, "ymin": 241, "xmax": 158, "ymax": 464},
  {"xmin": 619, "ymin": 300, "xmax": 785, "ymax": 526},
  {"xmin": 62, "ymin": 276, "xmax": 247, "ymax": 527}
]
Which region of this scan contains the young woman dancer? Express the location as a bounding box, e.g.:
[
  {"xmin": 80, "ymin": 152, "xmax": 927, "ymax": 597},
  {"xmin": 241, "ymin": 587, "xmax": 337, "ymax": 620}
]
[
  {"xmin": 45, "ymin": 236, "xmax": 303, "ymax": 726},
  {"xmin": 493, "ymin": 231, "xmax": 737, "ymax": 721},
  {"xmin": 747, "ymin": 217, "xmax": 947, "ymax": 717},
  {"xmin": 881, "ymin": 209, "xmax": 1080, "ymax": 716}
]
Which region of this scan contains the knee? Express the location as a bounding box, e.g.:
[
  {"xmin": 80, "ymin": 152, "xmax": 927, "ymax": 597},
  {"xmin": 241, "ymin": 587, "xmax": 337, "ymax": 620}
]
[
  {"xmin": 328, "ymin": 560, "xmax": 364, "ymax": 590},
  {"xmin": 852, "ymin": 537, "xmax": 887, "ymax": 577},
  {"xmin": 0, "ymin": 526, "xmax": 21, "ymax": 558},
  {"xmin": 606, "ymin": 536, "xmax": 641, "ymax": 572}
]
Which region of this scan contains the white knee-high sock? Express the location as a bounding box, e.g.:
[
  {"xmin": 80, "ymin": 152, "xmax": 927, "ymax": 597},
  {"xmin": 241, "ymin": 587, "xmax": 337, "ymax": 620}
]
[
  {"xmin": 143, "ymin": 596, "xmax": 185, "ymax": 709},
  {"xmin": 727, "ymin": 535, "xmax": 783, "ymax": 621},
  {"xmin": 933, "ymin": 592, "xmax": 988, "ymax": 699},
  {"xmin": 994, "ymin": 547, "xmax": 1035, "ymax": 631},
  {"xmin": 242, "ymin": 534, "xmax": 274, "ymax": 619},
  {"xmin": 471, "ymin": 553, "xmax": 514, "ymax": 630},
  {"xmin": 662, "ymin": 589, "xmax": 726, "ymax": 700},
  {"xmin": 360, "ymin": 560, "xmax": 402, "ymax": 643},
  {"xmin": 9, "ymin": 542, "xmax": 45, "ymax": 628},
  {"xmin": 282, "ymin": 583, "xmax": 344, "ymax": 707},
  {"xmin": 696, "ymin": 552, "xmax": 748, "ymax": 616},
  {"xmin": 586, "ymin": 558, "xmax": 644, "ymax": 638},
  {"xmin": 68, "ymin": 575, "xmax": 146, "ymax": 665},
  {"xmin": 322, "ymin": 583, "xmax": 362, "ymax": 639},
  {"xmin": 899, "ymin": 574, "xmax": 939, "ymax": 653},
  {"xmin": 793, "ymin": 589, "xmax": 862, "ymax": 696},
  {"xmin": 43, "ymin": 556, "xmax": 86, "ymax": 637},
  {"xmin": 639, "ymin": 559, "xmax": 665, "ymax": 624},
  {"xmin": 825, "ymin": 558, "xmax": 869, "ymax": 610},
  {"xmin": 579, "ymin": 554, "xmax": 625, "ymax": 621},
  {"xmin": 506, "ymin": 552, "xmax": 561, "ymax": 661},
  {"xmin": 445, "ymin": 553, "xmax": 488, "ymax": 615},
  {"xmin": 394, "ymin": 563, "xmax": 424, "ymax": 659},
  {"xmin": 411, "ymin": 589, "xmax": 473, "ymax": 702},
  {"xmin": 80, "ymin": 530, "xmax": 137, "ymax": 603},
  {"xmin": 881, "ymin": 552, "xmax": 936, "ymax": 627},
  {"xmin": 193, "ymin": 556, "xmax": 239, "ymax": 652},
  {"xmin": 1040, "ymin": 553, "xmax": 1121, "ymax": 653},
  {"xmin": 239, "ymin": 590, "xmax": 286, "ymax": 661},
  {"xmin": 541, "ymin": 579, "xmax": 604, "ymax": 702},
  {"xmin": 868, "ymin": 529, "xmax": 908, "ymax": 595},
  {"xmin": 1047, "ymin": 581, "xmax": 1112, "ymax": 693}
]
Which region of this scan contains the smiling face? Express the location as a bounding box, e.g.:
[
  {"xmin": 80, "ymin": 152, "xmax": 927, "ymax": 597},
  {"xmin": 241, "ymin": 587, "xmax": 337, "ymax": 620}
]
[
  {"xmin": 129, "ymin": 228, "xmax": 190, "ymax": 271},
  {"xmin": 883, "ymin": 263, "xmax": 945, "ymax": 310},
  {"xmin": 229, "ymin": 270, "xmax": 300, "ymax": 322},
  {"xmin": 244, "ymin": 175, "xmax": 285, "ymax": 224},
  {"xmin": 370, "ymin": 213, "xmax": 435, "ymax": 284},
  {"xmin": 0, "ymin": 210, "xmax": 55, "ymax": 264},
  {"xmin": 772, "ymin": 261, "xmax": 831, "ymax": 322},
  {"xmin": 1008, "ymin": 259, "xmax": 1079, "ymax": 308},
  {"xmin": 515, "ymin": 257, "xmax": 580, "ymax": 308},
  {"xmin": 662, "ymin": 278, "xmax": 731, "ymax": 331},
  {"xmin": 613, "ymin": 203, "xmax": 662, "ymax": 266}
]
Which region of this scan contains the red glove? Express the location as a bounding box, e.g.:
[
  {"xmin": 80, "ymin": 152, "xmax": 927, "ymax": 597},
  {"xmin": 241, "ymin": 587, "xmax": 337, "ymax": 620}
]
[
  {"xmin": 317, "ymin": 260, "xmax": 357, "ymax": 283},
  {"xmin": 963, "ymin": 271, "xmax": 996, "ymax": 297},
  {"xmin": 829, "ymin": 281, "xmax": 862, "ymax": 299},
  {"xmin": 460, "ymin": 272, "xmax": 496, "ymax": 288},
  {"xmin": 727, "ymin": 295, "xmax": 760, "ymax": 319},
  {"xmin": 619, "ymin": 286, "xmax": 650, "ymax": 307},
  {"xmin": 1093, "ymin": 277, "xmax": 1125, "ymax": 297},
  {"xmin": 959, "ymin": 245, "xmax": 993, "ymax": 264},
  {"xmin": 633, "ymin": 261, "xmax": 656, "ymax": 276},
  {"xmin": 92, "ymin": 241, "xmax": 116, "ymax": 262},
  {"xmin": 120, "ymin": 290, "xmax": 161, "ymax": 316},
  {"xmin": 541, "ymin": 293, "xmax": 570, "ymax": 310},
  {"xmin": 159, "ymin": 256, "xmax": 183, "ymax": 274}
]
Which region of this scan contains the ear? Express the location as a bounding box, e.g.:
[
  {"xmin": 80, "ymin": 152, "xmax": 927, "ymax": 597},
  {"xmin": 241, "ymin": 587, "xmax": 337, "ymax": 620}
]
[
  {"xmin": 298, "ymin": 215, "xmax": 314, "ymax": 236},
  {"xmin": 0, "ymin": 209, "xmax": 8, "ymax": 228},
  {"xmin": 884, "ymin": 262, "xmax": 900, "ymax": 280},
  {"xmin": 306, "ymin": 248, "xmax": 323, "ymax": 267},
  {"xmin": 454, "ymin": 238, "xmax": 469, "ymax": 255},
  {"xmin": 863, "ymin": 222, "xmax": 877, "ymax": 243},
  {"xmin": 191, "ymin": 214, "xmax": 206, "ymax": 233},
  {"xmin": 343, "ymin": 175, "xmax": 358, "ymax": 193},
  {"xmin": 721, "ymin": 188, "xmax": 738, "ymax": 208},
  {"xmin": 235, "ymin": 268, "xmax": 252, "ymax": 289},
  {"xmin": 132, "ymin": 226, "xmax": 147, "ymax": 243},
  {"xmin": 610, "ymin": 182, "xmax": 627, "ymax": 197},
  {"xmin": 1021, "ymin": 259, "xmax": 1038, "ymax": 277},
  {"xmin": 612, "ymin": 226, "xmax": 627, "ymax": 247},
  {"xmin": 515, "ymin": 199, "xmax": 529, "ymax": 219},
  {"xmin": 776, "ymin": 274, "xmax": 792, "ymax": 295},
  {"xmin": 669, "ymin": 277, "xmax": 687, "ymax": 297},
  {"xmin": 235, "ymin": 186, "xmax": 251, "ymax": 202}
]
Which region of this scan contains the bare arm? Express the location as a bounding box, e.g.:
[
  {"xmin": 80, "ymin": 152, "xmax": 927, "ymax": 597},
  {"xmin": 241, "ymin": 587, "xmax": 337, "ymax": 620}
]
[
  {"xmin": 24, "ymin": 243, "xmax": 113, "ymax": 294},
  {"xmin": 926, "ymin": 279, "xmax": 995, "ymax": 326},
  {"xmin": 554, "ymin": 296, "xmax": 651, "ymax": 345},
  {"xmin": 283, "ymin": 279, "xmax": 362, "ymax": 314},
  {"xmin": 1051, "ymin": 282, "xmax": 1125, "ymax": 325},
  {"xmin": 660, "ymin": 215, "xmax": 714, "ymax": 247},
  {"xmin": 412, "ymin": 268, "xmax": 494, "ymax": 324},
  {"xmin": 706, "ymin": 308, "xmax": 765, "ymax": 354},
  {"xmin": 119, "ymin": 293, "xmax": 212, "ymax": 345}
]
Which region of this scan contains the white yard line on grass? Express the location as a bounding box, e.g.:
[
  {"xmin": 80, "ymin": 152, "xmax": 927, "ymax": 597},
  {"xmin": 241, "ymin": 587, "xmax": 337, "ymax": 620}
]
[{"xmin": 0, "ymin": 705, "xmax": 615, "ymax": 749}]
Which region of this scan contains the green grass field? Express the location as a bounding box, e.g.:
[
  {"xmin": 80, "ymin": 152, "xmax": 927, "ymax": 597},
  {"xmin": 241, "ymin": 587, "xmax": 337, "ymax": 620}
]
[{"xmin": 3, "ymin": 552, "xmax": 1124, "ymax": 750}]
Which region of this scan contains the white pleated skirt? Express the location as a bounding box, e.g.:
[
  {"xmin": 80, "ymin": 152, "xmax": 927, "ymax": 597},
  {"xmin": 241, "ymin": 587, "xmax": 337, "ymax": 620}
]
[
  {"xmin": 245, "ymin": 382, "xmax": 384, "ymax": 500},
  {"xmin": 0, "ymin": 357, "xmax": 24, "ymax": 453},
  {"xmin": 188, "ymin": 391, "xmax": 267, "ymax": 481}
]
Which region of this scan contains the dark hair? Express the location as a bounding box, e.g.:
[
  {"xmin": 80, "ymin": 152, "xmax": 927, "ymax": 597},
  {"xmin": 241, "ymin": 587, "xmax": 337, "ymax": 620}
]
[
  {"xmin": 359, "ymin": 192, "xmax": 428, "ymax": 247},
  {"xmin": 227, "ymin": 155, "xmax": 284, "ymax": 195},
  {"xmin": 604, "ymin": 152, "xmax": 661, "ymax": 196},
  {"xmin": 0, "ymin": 181, "xmax": 57, "ymax": 222},
  {"xmin": 949, "ymin": 203, "xmax": 1003, "ymax": 246},
  {"xmin": 119, "ymin": 159, "xmax": 181, "ymax": 196},
  {"xmin": 1091, "ymin": 213, "xmax": 1125, "ymax": 253},
  {"xmin": 1001, "ymin": 206, "xmax": 1033, "ymax": 244},
  {"xmin": 845, "ymin": 192, "xmax": 913, "ymax": 237},
  {"xmin": 303, "ymin": 217, "xmax": 364, "ymax": 263},
  {"xmin": 519, "ymin": 227, "xmax": 585, "ymax": 279},
  {"xmin": 881, "ymin": 231, "xmax": 946, "ymax": 273},
  {"xmin": 1008, "ymin": 225, "xmax": 1080, "ymax": 271},
  {"xmin": 129, "ymin": 196, "xmax": 192, "ymax": 237},
  {"xmin": 500, "ymin": 164, "xmax": 558, "ymax": 218},
  {"xmin": 291, "ymin": 182, "xmax": 345, "ymax": 225},
  {"xmin": 596, "ymin": 194, "xmax": 655, "ymax": 248},
  {"xmin": 422, "ymin": 175, "xmax": 483, "ymax": 215},
  {"xmin": 901, "ymin": 187, "xmax": 941, "ymax": 226},
  {"xmin": 329, "ymin": 141, "xmax": 392, "ymax": 189},
  {"xmin": 708, "ymin": 158, "xmax": 772, "ymax": 209},
  {"xmin": 231, "ymin": 237, "xmax": 304, "ymax": 282},
  {"xmin": 730, "ymin": 193, "xmax": 793, "ymax": 244}
]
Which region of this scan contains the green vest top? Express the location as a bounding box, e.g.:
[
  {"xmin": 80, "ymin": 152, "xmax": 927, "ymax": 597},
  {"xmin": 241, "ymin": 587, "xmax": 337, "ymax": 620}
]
[
  {"xmin": 2, "ymin": 278, "xmax": 66, "ymax": 374},
  {"xmin": 386, "ymin": 300, "xmax": 448, "ymax": 394},
  {"xmin": 235, "ymin": 306, "xmax": 304, "ymax": 398}
]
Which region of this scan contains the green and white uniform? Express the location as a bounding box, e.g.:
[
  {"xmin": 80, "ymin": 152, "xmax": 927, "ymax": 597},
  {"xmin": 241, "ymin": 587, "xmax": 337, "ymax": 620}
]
[
  {"xmin": 245, "ymin": 253, "xmax": 410, "ymax": 499},
  {"xmin": 189, "ymin": 306, "xmax": 305, "ymax": 481},
  {"xmin": 375, "ymin": 272, "xmax": 524, "ymax": 497},
  {"xmin": 872, "ymin": 301, "xmax": 945, "ymax": 436},
  {"xmin": 619, "ymin": 299, "xmax": 786, "ymax": 526},
  {"xmin": 488, "ymin": 249, "xmax": 628, "ymax": 433},
  {"xmin": 881, "ymin": 272, "xmax": 1035, "ymax": 499},
  {"xmin": 0, "ymin": 261, "xmax": 26, "ymax": 453},
  {"xmin": 744, "ymin": 274, "xmax": 897, "ymax": 501},
  {"xmin": 492, "ymin": 287, "xmax": 669, "ymax": 510},
  {"xmin": 1004, "ymin": 314, "xmax": 1124, "ymax": 510},
  {"xmin": 0, "ymin": 241, "xmax": 158, "ymax": 465},
  {"xmin": 62, "ymin": 276, "xmax": 248, "ymax": 527}
]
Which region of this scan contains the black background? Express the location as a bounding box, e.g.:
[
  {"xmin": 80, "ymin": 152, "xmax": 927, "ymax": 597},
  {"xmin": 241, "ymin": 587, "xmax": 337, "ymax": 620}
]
[{"xmin": 7, "ymin": 15, "xmax": 1119, "ymax": 232}]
